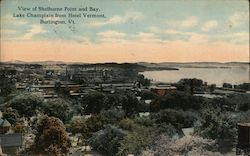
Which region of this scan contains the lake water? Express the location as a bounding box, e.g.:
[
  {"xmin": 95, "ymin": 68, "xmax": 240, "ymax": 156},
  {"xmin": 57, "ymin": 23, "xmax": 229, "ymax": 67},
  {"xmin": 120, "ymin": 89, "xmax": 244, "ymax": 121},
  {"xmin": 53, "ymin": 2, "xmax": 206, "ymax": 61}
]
[{"xmin": 140, "ymin": 65, "xmax": 249, "ymax": 87}]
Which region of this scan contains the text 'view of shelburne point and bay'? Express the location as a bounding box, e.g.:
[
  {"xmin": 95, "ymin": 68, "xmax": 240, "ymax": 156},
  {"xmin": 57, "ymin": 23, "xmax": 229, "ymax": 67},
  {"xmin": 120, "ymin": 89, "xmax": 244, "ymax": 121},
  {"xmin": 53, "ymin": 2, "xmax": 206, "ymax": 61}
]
[{"xmin": 0, "ymin": 0, "xmax": 250, "ymax": 155}]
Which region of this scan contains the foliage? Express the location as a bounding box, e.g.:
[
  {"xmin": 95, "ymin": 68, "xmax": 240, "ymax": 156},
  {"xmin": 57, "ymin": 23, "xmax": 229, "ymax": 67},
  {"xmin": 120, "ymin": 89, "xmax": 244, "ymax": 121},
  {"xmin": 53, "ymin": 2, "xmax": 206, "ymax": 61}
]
[
  {"xmin": 7, "ymin": 93, "xmax": 43, "ymax": 117},
  {"xmin": 227, "ymin": 93, "xmax": 250, "ymax": 111},
  {"xmin": 118, "ymin": 125, "xmax": 156, "ymax": 156},
  {"xmin": 99, "ymin": 108, "xmax": 125, "ymax": 124},
  {"xmin": 78, "ymin": 91, "xmax": 106, "ymax": 114},
  {"xmin": 139, "ymin": 90, "xmax": 158, "ymax": 100},
  {"xmin": 176, "ymin": 78, "xmax": 204, "ymax": 93},
  {"xmin": 117, "ymin": 118, "xmax": 159, "ymax": 155},
  {"xmin": 12, "ymin": 120, "xmax": 26, "ymax": 133},
  {"xmin": 234, "ymin": 83, "xmax": 250, "ymax": 91},
  {"xmin": 120, "ymin": 91, "xmax": 142, "ymax": 117},
  {"xmin": 141, "ymin": 135, "xmax": 215, "ymax": 156},
  {"xmin": 84, "ymin": 115, "xmax": 106, "ymax": 138},
  {"xmin": 195, "ymin": 100, "xmax": 237, "ymax": 140},
  {"xmin": 150, "ymin": 91, "xmax": 205, "ymax": 112},
  {"xmin": 137, "ymin": 74, "xmax": 151, "ymax": 87},
  {"xmin": 68, "ymin": 116, "xmax": 87, "ymax": 135},
  {"xmin": 0, "ymin": 69, "xmax": 16, "ymax": 96},
  {"xmin": 41, "ymin": 98, "xmax": 72, "ymax": 123},
  {"xmin": 151, "ymin": 109, "xmax": 197, "ymax": 129},
  {"xmin": 88, "ymin": 126, "xmax": 126, "ymax": 156},
  {"xmin": 32, "ymin": 116, "xmax": 71, "ymax": 155},
  {"xmin": 2, "ymin": 107, "xmax": 20, "ymax": 124}
]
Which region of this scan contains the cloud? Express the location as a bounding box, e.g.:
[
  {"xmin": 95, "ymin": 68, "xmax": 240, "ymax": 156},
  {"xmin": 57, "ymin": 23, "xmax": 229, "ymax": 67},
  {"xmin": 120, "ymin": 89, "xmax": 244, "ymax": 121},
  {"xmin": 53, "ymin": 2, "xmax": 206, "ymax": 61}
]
[
  {"xmin": 89, "ymin": 11, "xmax": 144, "ymax": 27},
  {"xmin": 201, "ymin": 21, "xmax": 218, "ymax": 32},
  {"xmin": 21, "ymin": 25, "xmax": 47, "ymax": 40},
  {"xmin": 147, "ymin": 26, "xmax": 161, "ymax": 33},
  {"xmin": 133, "ymin": 32, "xmax": 161, "ymax": 42},
  {"xmin": 180, "ymin": 16, "xmax": 198, "ymax": 28},
  {"xmin": 97, "ymin": 30, "xmax": 126, "ymax": 38},
  {"xmin": 228, "ymin": 11, "xmax": 249, "ymax": 27},
  {"xmin": 1, "ymin": 29, "xmax": 17, "ymax": 35},
  {"xmin": 166, "ymin": 16, "xmax": 198, "ymax": 28},
  {"xmin": 1, "ymin": 14, "xmax": 27, "ymax": 26}
]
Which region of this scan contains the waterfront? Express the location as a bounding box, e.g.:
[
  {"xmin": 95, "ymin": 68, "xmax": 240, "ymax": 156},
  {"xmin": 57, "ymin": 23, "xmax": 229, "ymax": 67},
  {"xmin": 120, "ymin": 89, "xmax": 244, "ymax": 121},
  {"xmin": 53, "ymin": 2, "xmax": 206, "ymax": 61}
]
[{"xmin": 141, "ymin": 65, "xmax": 249, "ymax": 87}]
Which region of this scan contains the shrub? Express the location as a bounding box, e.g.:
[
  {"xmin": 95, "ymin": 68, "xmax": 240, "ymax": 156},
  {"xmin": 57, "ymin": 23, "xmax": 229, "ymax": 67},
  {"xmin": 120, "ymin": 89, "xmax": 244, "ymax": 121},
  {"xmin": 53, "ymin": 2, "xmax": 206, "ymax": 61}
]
[
  {"xmin": 31, "ymin": 116, "xmax": 71, "ymax": 155},
  {"xmin": 88, "ymin": 126, "xmax": 126, "ymax": 156}
]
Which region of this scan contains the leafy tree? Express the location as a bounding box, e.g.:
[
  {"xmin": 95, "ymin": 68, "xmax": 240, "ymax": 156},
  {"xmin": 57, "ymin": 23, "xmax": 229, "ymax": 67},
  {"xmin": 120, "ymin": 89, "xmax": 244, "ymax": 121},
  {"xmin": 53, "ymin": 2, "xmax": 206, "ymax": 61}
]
[
  {"xmin": 151, "ymin": 109, "xmax": 197, "ymax": 130},
  {"xmin": 78, "ymin": 91, "xmax": 106, "ymax": 114},
  {"xmin": 118, "ymin": 126, "xmax": 156, "ymax": 156},
  {"xmin": 117, "ymin": 118, "xmax": 158, "ymax": 155},
  {"xmin": 140, "ymin": 90, "xmax": 158, "ymax": 100},
  {"xmin": 141, "ymin": 135, "xmax": 215, "ymax": 156},
  {"xmin": 99, "ymin": 108, "xmax": 125, "ymax": 124},
  {"xmin": 88, "ymin": 126, "xmax": 126, "ymax": 156},
  {"xmin": 68, "ymin": 116, "xmax": 87, "ymax": 135},
  {"xmin": 150, "ymin": 91, "xmax": 204, "ymax": 112},
  {"xmin": 8, "ymin": 93, "xmax": 43, "ymax": 117},
  {"xmin": 137, "ymin": 74, "xmax": 151, "ymax": 87},
  {"xmin": 32, "ymin": 116, "xmax": 71, "ymax": 155},
  {"xmin": 41, "ymin": 99, "xmax": 72, "ymax": 123},
  {"xmin": 120, "ymin": 92, "xmax": 142, "ymax": 117},
  {"xmin": 2, "ymin": 107, "xmax": 19, "ymax": 124},
  {"xmin": 0, "ymin": 69, "xmax": 16, "ymax": 96},
  {"xmin": 195, "ymin": 102, "xmax": 237, "ymax": 141},
  {"xmin": 71, "ymin": 115, "xmax": 107, "ymax": 139},
  {"xmin": 12, "ymin": 120, "xmax": 26, "ymax": 133}
]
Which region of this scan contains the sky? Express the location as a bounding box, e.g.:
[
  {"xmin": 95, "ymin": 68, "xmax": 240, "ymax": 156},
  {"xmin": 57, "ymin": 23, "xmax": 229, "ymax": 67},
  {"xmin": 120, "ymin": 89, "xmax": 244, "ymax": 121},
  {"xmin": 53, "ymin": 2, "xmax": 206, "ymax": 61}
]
[{"xmin": 0, "ymin": 0, "xmax": 249, "ymax": 63}]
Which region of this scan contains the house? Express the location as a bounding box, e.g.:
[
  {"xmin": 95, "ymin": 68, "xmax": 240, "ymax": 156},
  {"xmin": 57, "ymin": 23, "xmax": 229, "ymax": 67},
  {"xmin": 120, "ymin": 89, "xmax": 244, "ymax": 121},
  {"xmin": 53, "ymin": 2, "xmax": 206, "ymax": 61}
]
[
  {"xmin": 0, "ymin": 119, "xmax": 11, "ymax": 134},
  {"xmin": 0, "ymin": 133, "xmax": 22, "ymax": 155},
  {"xmin": 150, "ymin": 84, "xmax": 177, "ymax": 96}
]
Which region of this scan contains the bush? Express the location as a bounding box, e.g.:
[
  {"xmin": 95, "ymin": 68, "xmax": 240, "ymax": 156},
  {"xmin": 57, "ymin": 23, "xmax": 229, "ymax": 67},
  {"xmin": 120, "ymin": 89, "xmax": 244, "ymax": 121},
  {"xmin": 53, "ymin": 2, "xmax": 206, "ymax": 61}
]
[
  {"xmin": 151, "ymin": 109, "xmax": 197, "ymax": 129},
  {"xmin": 8, "ymin": 93, "xmax": 43, "ymax": 117},
  {"xmin": 195, "ymin": 106, "xmax": 237, "ymax": 141},
  {"xmin": 41, "ymin": 98, "xmax": 72, "ymax": 123},
  {"xmin": 32, "ymin": 116, "xmax": 71, "ymax": 155},
  {"xmin": 2, "ymin": 107, "xmax": 19, "ymax": 124},
  {"xmin": 78, "ymin": 91, "xmax": 106, "ymax": 114},
  {"xmin": 118, "ymin": 126, "xmax": 156, "ymax": 156},
  {"xmin": 150, "ymin": 91, "xmax": 204, "ymax": 112},
  {"xmin": 88, "ymin": 126, "xmax": 126, "ymax": 156},
  {"xmin": 68, "ymin": 116, "xmax": 87, "ymax": 135},
  {"xmin": 141, "ymin": 135, "xmax": 215, "ymax": 156}
]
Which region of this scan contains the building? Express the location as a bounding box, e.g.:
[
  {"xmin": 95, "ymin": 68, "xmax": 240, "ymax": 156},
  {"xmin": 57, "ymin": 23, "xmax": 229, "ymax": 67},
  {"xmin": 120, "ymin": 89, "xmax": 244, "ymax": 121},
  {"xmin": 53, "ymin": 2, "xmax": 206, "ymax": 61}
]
[
  {"xmin": 237, "ymin": 123, "xmax": 250, "ymax": 155},
  {"xmin": 0, "ymin": 133, "xmax": 22, "ymax": 155},
  {"xmin": 0, "ymin": 119, "xmax": 11, "ymax": 134},
  {"xmin": 150, "ymin": 84, "xmax": 177, "ymax": 96}
]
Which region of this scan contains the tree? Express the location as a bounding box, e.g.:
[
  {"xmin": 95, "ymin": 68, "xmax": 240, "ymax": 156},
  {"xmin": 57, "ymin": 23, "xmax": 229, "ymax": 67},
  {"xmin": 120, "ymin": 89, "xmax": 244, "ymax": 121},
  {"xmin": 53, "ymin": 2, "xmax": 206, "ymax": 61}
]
[
  {"xmin": 68, "ymin": 116, "xmax": 87, "ymax": 135},
  {"xmin": 195, "ymin": 101, "xmax": 237, "ymax": 141},
  {"xmin": 151, "ymin": 109, "xmax": 197, "ymax": 130},
  {"xmin": 2, "ymin": 107, "xmax": 19, "ymax": 124},
  {"xmin": 117, "ymin": 118, "xmax": 158, "ymax": 155},
  {"xmin": 31, "ymin": 116, "xmax": 71, "ymax": 155},
  {"xmin": 137, "ymin": 74, "xmax": 151, "ymax": 87},
  {"xmin": 140, "ymin": 90, "xmax": 158, "ymax": 100},
  {"xmin": 141, "ymin": 135, "xmax": 215, "ymax": 156},
  {"xmin": 120, "ymin": 92, "xmax": 142, "ymax": 117},
  {"xmin": 88, "ymin": 126, "xmax": 126, "ymax": 156},
  {"xmin": 118, "ymin": 126, "xmax": 156, "ymax": 156},
  {"xmin": 177, "ymin": 78, "xmax": 204, "ymax": 94},
  {"xmin": 12, "ymin": 120, "xmax": 26, "ymax": 133},
  {"xmin": 78, "ymin": 91, "xmax": 106, "ymax": 114},
  {"xmin": 150, "ymin": 91, "xmax": 204, "ymax": 112},
  {"xmin": 41, "ymin": 99, "xmax": 72, "ymax": 123},
  {"xmin": 8, "ymin": 93, "xmax": 43, "ymax": 117}
]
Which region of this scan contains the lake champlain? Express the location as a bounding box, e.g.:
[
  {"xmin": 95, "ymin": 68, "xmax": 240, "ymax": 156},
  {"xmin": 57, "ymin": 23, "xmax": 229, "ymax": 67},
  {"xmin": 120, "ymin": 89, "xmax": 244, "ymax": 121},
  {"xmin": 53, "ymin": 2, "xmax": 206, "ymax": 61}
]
[{"xmin": 140, "ymin": 63, "xmax": 249, "ymax": 87}]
